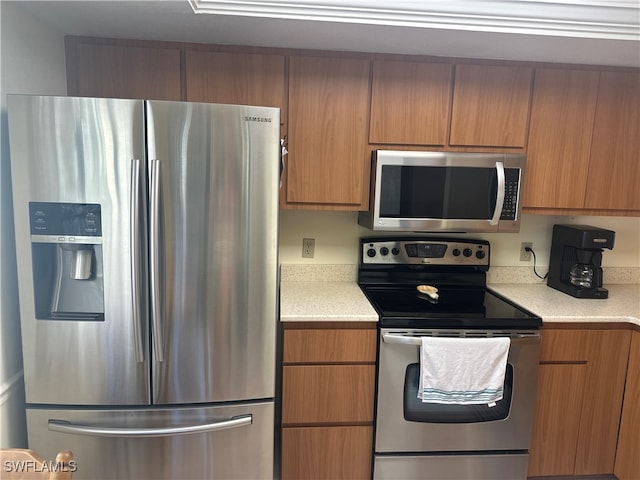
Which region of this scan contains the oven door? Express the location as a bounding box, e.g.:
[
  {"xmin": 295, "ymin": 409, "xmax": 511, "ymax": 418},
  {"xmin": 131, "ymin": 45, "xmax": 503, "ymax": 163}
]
[{"xmin": 375, "ymin": 328, "xmax": 540, "ymax": 454}]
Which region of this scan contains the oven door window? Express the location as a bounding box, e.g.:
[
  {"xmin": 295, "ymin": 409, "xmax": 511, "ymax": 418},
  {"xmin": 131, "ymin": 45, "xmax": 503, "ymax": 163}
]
[{"xmin": 403, "ymin": 363, "xmax": 513, "ymax": 423}]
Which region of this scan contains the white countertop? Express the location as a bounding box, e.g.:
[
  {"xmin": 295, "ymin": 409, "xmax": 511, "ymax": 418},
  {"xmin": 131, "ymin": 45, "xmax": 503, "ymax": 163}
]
[
  {"xmin": 488, "ymin": 283, "xmax": 640, "ymax": 327},
  {"xmin": 280, "ymin": 281, "xmax": 378, "ymax": 323},
  {"xmin": 280, "ymin": 279, "xmax": 640, "ymax": 327}
]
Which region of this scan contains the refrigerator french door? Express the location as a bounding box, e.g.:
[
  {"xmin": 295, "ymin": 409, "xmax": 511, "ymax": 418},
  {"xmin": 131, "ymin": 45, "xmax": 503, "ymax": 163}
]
[{"xmin": 8, "ymin": 95, "xmax": 280, "ymax": 479}]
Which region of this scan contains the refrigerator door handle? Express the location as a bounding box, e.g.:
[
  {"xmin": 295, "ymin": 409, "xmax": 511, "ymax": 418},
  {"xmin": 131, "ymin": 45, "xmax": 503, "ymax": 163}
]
[
  {"xmin": 48, "ymin": 415, "xmax": 252, "ymax": 438},
  {"xmin": 130, "ymin": 158, "xmax": 144, "ymax": 363},
  {"xmin": 149, "ymin": 158, "xmax": 164, "ymax": 362}
]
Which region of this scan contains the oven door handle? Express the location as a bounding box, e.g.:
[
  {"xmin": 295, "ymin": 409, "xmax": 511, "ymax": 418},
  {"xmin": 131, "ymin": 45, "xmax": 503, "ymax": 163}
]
[
  {"xmin": 382, "ymin": 332, "xmax": 540, "ymax": 345},
  {"xmin": 383, "ymin": 333, "xmax": 423, "ymax": 345}
]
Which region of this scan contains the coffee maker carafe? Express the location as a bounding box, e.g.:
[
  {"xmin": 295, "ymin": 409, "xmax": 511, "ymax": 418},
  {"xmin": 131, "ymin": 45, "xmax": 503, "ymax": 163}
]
[{"xmin": 547, "ymin": 224, "xmax": 615, "ymax": 299}]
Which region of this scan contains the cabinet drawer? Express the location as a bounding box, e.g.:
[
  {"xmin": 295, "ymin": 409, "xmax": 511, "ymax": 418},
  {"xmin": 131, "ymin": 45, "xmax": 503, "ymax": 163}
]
[
  {"xmin": 283, "ymin": 328, "xmax": 377, "ymax": 364},
  {"xmin": 539, "ymin": 329, "xmax": 589, "ymax": 362},
  {"xmin": 281, "ymin": 426, "xmax": 373, "ymax": 480},
  {"xmin": 282, "ymin": 365, "xmax": 375, "ymax": 424}
]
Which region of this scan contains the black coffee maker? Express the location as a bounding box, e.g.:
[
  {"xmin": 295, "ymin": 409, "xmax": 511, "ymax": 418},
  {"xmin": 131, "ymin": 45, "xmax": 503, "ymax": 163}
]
[{"xmin": 547, "ymin": 224, "xmax": 615, "ymax": 299}]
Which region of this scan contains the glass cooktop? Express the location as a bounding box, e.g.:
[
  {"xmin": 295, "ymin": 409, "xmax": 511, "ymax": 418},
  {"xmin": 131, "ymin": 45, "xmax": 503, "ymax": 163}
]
[{"xmin": 360, "ymin": 285, "xmax": 541, "ymax": 330}]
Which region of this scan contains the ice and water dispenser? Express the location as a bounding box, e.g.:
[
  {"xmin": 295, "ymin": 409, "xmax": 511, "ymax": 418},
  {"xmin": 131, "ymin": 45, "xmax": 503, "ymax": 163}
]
[{"xmin": 29, "ymin": 202, "xmax": 105, "ymax": 320}]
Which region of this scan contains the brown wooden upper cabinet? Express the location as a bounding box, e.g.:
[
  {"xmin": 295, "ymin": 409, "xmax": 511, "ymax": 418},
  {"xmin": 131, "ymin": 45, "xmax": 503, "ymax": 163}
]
[
  {"xmin": 525, "ymin": 68, "xmax": 600, "ymax": 209},
  {"xmin": 449, "ymin": 64, "xmax": 532, "ymax": 147},
  {"xmin": 67, "ymin": 42, "xmax": 182, "ymax": 101},
  {"xmin": 585, "ymin": 71, "xmax": 640, "ymax": 211},
  {"xmin": 184, "ymin": 50, "xmax": 286, "ymax": 112},
  {"xmin": 286, "ymin": 55, "xmax": 371, "ymax": 209},
  {"xmin": 369, "ymin": 60, "xmax": 452, "ymax": 146},
  {"xmin": 525, "ymin": 68, "xmax": 639, "ymax": 213},
  {"xmin": 369, "ymin": 61, "xmax": 532, "ymax": 149}
]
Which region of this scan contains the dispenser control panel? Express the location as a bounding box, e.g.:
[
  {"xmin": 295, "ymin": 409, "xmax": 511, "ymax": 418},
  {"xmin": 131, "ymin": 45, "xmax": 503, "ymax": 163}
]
[{"xmin": 29, "ymin": 202, "xmax": 102, "ymax": 237}]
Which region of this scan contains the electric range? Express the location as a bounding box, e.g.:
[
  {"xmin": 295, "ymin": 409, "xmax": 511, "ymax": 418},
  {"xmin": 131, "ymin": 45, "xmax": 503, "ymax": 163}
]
[
  {"xmin": 358, "ymin": 236, "xmax": 542, "ymax": 480},
  {"xmin": 358, "ymin": 237, "xmax": 541, "ymax": 330}
]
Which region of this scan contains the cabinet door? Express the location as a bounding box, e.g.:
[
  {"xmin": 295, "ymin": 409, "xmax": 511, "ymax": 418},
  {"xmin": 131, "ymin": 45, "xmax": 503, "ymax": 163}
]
[
  {"xmin": 70, "ymin": 43, "xmax": 182, "ymax": 100},
  {"xmin": 369, "ymin": 60, "xmax": 452, "ymax": 145},
  {"xmin": 281, "ymin": 426, "xmax": 373, "ymax": 480},
  {"xmin": 575, "ymin": 329, "xmax": 631, "ymax": 475},
  {"xmin": 615, "ymin": 331, "xmax": 640, "ymax": 480},
  {"xmin": 184, "ymin": 50, "xmax": 286, "ymax": 110},
  {"xmin": 528, "ymin": 363, "xmax": 588, "ymax": 476},
  {"xmin": 585, "ymin": 71, "xmax": 640, "ymax": 211},
  {"xmin": 524, "ymin": 68, "xmax": 600, "ymax": 209},
  {"xmin": 287, "ymin": 56, "xmax": 370, "ymax": 208},
  {"xmin": 449, "ymin": 64, "xmax": 532, "ymax": 147},
  {"xmin": 530, "ymin": 329, "xmax": 632, "ymax": 477}
]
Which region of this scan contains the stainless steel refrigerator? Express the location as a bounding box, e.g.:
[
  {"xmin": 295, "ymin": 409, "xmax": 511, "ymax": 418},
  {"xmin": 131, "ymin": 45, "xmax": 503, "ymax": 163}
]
[{"xmin": 8, "ymin": 95, "xmax": 280, "ymax": 479}]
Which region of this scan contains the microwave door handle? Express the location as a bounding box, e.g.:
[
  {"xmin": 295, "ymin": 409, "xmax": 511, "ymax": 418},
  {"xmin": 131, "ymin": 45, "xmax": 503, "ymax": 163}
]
[{"xmin": 490, "ymin": 161, "xmax": 505, "ymax": 225}]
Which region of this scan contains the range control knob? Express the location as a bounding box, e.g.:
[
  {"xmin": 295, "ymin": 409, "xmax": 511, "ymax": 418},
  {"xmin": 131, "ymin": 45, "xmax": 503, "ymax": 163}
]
[
  {"xmin": 452, "ymin": 248, "xmax": 461, "ymax": 257},
  {"xmin": 463, "ymin": 248, "xmax": 473, "ymax": 257},
  {"xmin": 476, "ymin": 250, "xmax": 486, "ymax": 260},
  {"xmin": 380, "ymin": 247, "xmax": 389, "ymax": 256},
  {"xmin": 367, "ymin": 248, "xmax": 377, "ymax": 258}
]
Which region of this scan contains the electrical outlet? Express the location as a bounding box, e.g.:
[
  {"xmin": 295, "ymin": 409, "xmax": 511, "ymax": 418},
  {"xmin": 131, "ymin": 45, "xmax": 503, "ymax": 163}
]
[
  {"xmin": 302, "ymin": 238, "xmax": 315, "ymax": 258},
  {"xmin": 520, "ymin": 242, "xmax": 533, "ymax": 262}
]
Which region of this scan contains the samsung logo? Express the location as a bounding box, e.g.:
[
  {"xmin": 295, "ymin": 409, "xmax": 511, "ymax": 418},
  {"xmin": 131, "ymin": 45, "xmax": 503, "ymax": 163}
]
[{"xmin": 244, "ymin": 116, "xmax": 272, "ymax": 123}]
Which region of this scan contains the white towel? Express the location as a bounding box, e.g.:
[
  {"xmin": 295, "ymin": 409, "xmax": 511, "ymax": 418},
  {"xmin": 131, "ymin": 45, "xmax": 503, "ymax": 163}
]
[{"xmin": 418, "ymin": 336, "xmax": 510, "ymax": 405}]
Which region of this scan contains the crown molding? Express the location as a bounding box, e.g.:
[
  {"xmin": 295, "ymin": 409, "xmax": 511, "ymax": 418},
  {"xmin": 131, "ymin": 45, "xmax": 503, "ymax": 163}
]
[{"xmin": 189, "ymin": 0, "xmax": 640, "ymax": 40}]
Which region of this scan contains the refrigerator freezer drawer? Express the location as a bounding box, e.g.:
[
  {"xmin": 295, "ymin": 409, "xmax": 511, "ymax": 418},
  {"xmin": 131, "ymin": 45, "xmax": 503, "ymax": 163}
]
[{"xmin": 27, "ymin": 402, "xmax": 274, "ymax": 480}]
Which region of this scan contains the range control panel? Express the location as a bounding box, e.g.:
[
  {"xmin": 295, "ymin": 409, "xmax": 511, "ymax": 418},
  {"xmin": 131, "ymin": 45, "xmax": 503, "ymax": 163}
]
[{"xmin": 361, "ymin": 238, "xmax": 490, "ymax": 267}]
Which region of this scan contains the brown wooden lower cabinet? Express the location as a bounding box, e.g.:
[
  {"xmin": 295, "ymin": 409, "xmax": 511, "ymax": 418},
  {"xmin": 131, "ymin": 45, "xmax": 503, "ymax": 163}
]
[
  {"xmin": 281, "ymin": 426, "xmax": 373, "ymax": 480},
  {"xmin": 528, "ymin": 328, "xmax": 631, "ymax": 478},
  {"xmin": 528, "ymin": 363, "xmax": 588, "ymax": 476},
  {"xmin": 281, "ymin": 324, "xmax": 376, "ymax": 480},
  {"xmin": 614, "ymin": 330, "xmax": 640, "ymax": 480}
]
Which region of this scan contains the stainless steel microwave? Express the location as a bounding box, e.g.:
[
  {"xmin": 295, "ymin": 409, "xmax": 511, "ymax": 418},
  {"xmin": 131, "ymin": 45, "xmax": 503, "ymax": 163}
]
[{"xmin": 359, "ymin": 150, "xmax": 527, "ymax": 233}]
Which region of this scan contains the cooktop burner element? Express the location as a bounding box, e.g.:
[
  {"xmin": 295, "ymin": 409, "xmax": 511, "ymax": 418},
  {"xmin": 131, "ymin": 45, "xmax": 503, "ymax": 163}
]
[{"xmin": 358, "ymin": 237, "xmax": 541, "ymax": 330}]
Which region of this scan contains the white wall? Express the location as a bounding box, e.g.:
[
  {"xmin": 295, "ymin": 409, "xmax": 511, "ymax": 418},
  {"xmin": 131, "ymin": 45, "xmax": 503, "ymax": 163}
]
[
  {"xmin": 0, "ymin": 1, "xmax": 66, "ymax": 447},
  {"xmin": 279, "ymin": 211, "xmax": 640, "ymax": 268}
]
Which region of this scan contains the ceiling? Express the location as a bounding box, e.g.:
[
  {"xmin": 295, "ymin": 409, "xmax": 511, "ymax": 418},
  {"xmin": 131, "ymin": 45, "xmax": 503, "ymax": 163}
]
[{"xmin": 10, "ymin": 0, "xmax": 640, "ymax": 67}]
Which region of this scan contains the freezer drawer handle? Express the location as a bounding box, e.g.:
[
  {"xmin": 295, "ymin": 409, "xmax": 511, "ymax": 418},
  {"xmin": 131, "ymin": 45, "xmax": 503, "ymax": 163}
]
[{"xmin": 48, "ymin": 415, "xmax": 252, "ymax": 438}]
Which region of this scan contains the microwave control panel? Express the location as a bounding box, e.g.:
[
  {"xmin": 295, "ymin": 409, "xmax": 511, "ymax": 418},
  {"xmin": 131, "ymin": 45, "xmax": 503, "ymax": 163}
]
[{"xmin": 500, "ymin": 169, "xmax": 521, "ymax": 221}]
